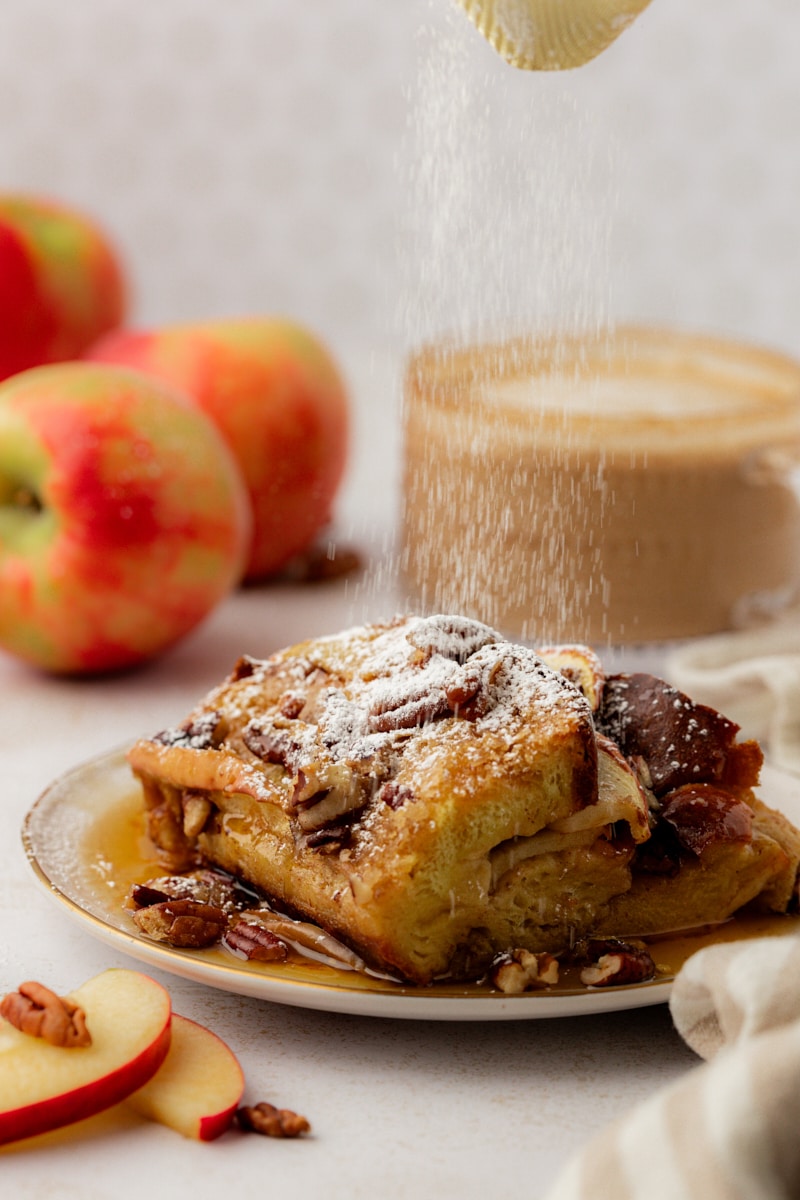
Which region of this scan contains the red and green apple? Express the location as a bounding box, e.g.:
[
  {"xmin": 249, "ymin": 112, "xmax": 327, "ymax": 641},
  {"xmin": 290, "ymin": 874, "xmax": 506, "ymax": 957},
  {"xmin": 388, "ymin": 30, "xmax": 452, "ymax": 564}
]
[
  {"xmin": 0, "ymin": 193, "xmax": 126, "ymax": 382},
  {"xmin": 88, "ymin": 316, "xmax": 349, "ymax": 581},
  {"xmin": 0, "ymin": 969, "xmax": 172, "ymax": 1146},
  {"xmin": 0, "ymin": 361, "xmax": 251, "ymax": 674}
]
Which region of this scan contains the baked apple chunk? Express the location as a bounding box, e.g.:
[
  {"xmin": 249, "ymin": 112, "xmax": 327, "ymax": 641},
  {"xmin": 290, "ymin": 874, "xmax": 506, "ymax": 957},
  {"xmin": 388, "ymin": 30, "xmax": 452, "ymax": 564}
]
[{"xmin": 127, "ymin": 615, "xmax": 800, "ymax": 985}]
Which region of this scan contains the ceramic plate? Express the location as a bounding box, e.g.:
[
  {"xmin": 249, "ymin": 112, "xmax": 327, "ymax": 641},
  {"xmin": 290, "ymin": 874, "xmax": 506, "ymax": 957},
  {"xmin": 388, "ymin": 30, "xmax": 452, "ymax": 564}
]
[{"xmin": 21, "ymin": 747, "xmax": 800, "ymax": 1021}]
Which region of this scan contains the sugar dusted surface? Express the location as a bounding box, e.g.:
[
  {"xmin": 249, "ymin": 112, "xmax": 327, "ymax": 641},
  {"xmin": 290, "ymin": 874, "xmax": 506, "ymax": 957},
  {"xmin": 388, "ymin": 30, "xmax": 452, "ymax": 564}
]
[{"xmin": 186, "ymin": 615, "xmax": 592, "ymax": 797}]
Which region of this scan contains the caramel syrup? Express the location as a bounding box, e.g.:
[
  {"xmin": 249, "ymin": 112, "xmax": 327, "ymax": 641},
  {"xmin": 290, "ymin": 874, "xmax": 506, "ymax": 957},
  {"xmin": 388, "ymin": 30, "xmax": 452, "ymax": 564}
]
[{"xmin": 79, "ymin": 783, "xmax": 800, "ymax": 1000}]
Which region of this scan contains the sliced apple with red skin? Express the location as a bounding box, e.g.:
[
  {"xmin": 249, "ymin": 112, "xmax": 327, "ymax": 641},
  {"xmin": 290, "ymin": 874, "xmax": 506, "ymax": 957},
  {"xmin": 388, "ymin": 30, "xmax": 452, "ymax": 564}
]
[
  {"xmin": 0, "ymin": 969, "xmax": 172, "ymax": 1146},
  {"xmin": 126, "ymin": 1012, "xmax": 244, "ymax": 1141}
]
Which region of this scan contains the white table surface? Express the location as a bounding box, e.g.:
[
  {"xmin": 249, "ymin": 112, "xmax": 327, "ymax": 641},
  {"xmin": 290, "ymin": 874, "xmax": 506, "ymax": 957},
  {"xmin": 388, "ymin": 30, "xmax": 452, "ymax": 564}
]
[{"xmin": 0, "ymin": 350, "xmax": 702, "ymax": 1199}]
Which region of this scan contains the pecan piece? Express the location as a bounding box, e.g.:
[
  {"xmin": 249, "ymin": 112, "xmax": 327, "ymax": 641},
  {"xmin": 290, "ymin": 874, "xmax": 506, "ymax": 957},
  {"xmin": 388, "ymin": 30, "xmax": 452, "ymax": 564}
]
[
  {"xmin": 405, "ymin": 614, "xmax": 499, "ymax": 663},
  {"xmin": 299, "ymin": 823, "xmax": 350, "ymax": 851},
  {"xmin": 378, "ymin": 780, "xmax": 416, "ymax": 810},
  {"xmin": 1, "ymin": 981, "xmax": 92, "ymax": 1048},
  {"xmin": 153, "ymin": 710, "xmax": 228, "ymax": 751},
  {"xmin": 239, "ymin": 910, "xmax": 366, "ymax": 970},
  {"xmin": 580, "ymin": 944, "xmax": 656, "ymax": 987},
  {"xmin": 132, "ymin": 899, "xmax": 228, "ymax": 948},
  {"xmin": 222, "ymin": 920, "xmax": 289, "ymax": 962},
  {"xmin": 236, "ymin": 1101, "xmax": 310, "ymax": 1138},
  {"xmin": 229, "ymin": 654, "xmax": 262, "ymax": 682},
  {"xmin": 243, "ymin": 721, "xmax": 304, "ymax": 770},
  {"xmin": 129, "ymin": 869, "xmax": 249, "ymax": 915},
  {"xmin": 491, "ymin": 950, "xmax": 560, "ymax": 994},
  {"xmin": 129, "ymin": 883, "xmax": 171, "ymax": 907},
  {"xmin": 444, "ymin": 661, "xmax": 487, "ymax": 719},
  {"xmin": 279, "ymin": 691, "xmax": 306, "ymax": 719}
]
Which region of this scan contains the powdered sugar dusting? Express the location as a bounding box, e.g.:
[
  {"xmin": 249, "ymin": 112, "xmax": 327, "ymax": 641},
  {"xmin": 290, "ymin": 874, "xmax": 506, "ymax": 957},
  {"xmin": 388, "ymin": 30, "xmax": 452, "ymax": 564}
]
[
  {"xmin": 472, "ymin": 642, "xmax": 588, "ymax": 728},
  {"xmin": 396, "ymin": 5, "xmax": 620, "ymax": 644},
  {"xmin": 139, "ymin": 615, "xmax": 600, "ymax": 858},
  {"xmin": 252, "ymin": 616, "xmax": 588, "ymax": 779}
]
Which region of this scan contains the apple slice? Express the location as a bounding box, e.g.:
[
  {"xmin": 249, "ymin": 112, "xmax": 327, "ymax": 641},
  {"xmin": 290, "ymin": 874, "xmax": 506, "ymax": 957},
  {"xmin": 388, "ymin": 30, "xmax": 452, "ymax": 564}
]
[
  {"xmin": 126, "ymin": 1012, "xmax": 244, "ymax": 1141},
  {"xmin": 0, "ymin": 968, "xmax": 172, "ymax": 1145}
]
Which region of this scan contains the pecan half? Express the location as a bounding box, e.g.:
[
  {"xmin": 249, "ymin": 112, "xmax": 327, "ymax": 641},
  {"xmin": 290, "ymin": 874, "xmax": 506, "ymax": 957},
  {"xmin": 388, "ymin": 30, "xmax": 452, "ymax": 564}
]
[
  {"xmin": 222, "ymin": 920, "xmax": 289, "ymax": 962},
  {"xmin": 491, "ymin": 950, "xmax": 560, "ymax": 994},
  {"xmin": 239, "ymin": 910, "xmax": 367, "ymax": 971},
  {"xmin": 365, "ymin": 654, "xmax": 497, "ymax": 732},
  {"xmin": 405, "ymin": 614, "xmax": 499, "ymax": 664},
  {"xmin": 236, "ymin": 1102, "xmax": 310, "ymax": 1138},
  {"xmin": 132, "ymin": 899, "xmax": 228, "ymax": 948},
  {"xmin": 367, "ymin": 681, "xmax": 451, "ymax": 732},
  {"xmin": 129, "ymin": 869, "xmax": 249, "ymax": 915},
  {"xmin": 579, "ymin": 944, "xmax": 656, "ymax": 987},
  {"xmin": 1, "ymin": 981, "xmax": 91, "ymax": 1048},
  {"xmin": 444, "ymin": 661, "xmax": 486, "ymax": 718}
]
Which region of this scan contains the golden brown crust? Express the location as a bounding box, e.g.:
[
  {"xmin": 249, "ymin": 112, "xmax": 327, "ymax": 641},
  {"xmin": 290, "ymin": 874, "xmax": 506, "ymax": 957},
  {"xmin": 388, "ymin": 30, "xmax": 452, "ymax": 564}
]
[
  {"xmin": 128, "ymin": 615, "xmax": 800, "ymax": 984},
  {"xmin": 129, "ymin": 615, "xmax": 604, "ymax": 981}
]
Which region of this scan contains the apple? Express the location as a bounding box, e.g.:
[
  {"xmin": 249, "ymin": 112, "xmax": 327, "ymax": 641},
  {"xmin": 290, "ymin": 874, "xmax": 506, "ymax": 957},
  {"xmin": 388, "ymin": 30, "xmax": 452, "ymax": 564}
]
[
  {"xmin": 0, "ymin": 361, "xmax": 251, "ymax": 674},
  {"xmin": 0, "ymin": 193, "xmax": 126, "ymax": 382},
  {"xmin": 87, "ymin": 317, "xmax": 349, "ymax": 581},
  {"xmin": 126, "ymin": 1012, "xmax": 244, "ymax": 1140},
  {"xmin": 0, "ymin": 969, "xmax": 171, "ymax": 1145}
]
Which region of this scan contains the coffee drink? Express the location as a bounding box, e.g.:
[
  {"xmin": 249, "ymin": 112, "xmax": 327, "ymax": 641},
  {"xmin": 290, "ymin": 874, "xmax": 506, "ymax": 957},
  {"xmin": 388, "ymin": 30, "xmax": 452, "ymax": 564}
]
[{"xmin": 401, "ymin": 327, "xmax": 800, "ymax": 645}]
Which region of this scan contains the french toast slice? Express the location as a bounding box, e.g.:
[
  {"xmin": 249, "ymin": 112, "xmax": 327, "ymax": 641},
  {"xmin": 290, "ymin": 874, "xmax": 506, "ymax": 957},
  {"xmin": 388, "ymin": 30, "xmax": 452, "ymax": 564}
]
[{"xmin": 127, "ymin": 616, "xmax": 800, "ymax": 984}]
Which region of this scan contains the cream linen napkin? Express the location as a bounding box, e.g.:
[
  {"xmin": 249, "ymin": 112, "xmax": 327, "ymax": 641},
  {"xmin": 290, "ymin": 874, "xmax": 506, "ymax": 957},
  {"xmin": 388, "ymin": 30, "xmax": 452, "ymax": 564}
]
[{"xmin": 543, "ymin": 936, "xmax": 800, "ymax": 1200}]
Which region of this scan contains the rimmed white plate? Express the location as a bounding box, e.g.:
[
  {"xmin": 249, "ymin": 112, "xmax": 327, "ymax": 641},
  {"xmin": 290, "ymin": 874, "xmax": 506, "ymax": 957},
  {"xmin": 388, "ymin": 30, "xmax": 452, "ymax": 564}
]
[{"xmin": 21, "ymin": 747, "xmax": 800, "ymax": 1021}]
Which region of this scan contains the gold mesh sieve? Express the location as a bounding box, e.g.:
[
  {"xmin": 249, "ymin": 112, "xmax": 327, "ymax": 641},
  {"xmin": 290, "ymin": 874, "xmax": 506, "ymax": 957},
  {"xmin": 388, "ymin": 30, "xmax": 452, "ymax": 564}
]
[{"xmin": 457, "ymin": 0, "xmax": 653, "ymax": 70}]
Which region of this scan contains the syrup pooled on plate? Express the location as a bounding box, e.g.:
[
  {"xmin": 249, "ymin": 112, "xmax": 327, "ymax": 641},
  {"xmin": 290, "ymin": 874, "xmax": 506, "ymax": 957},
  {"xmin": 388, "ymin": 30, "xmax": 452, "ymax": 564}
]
[{"xmin": 79, "ymin": 776, "xmax": 799, "ymax": 1001}]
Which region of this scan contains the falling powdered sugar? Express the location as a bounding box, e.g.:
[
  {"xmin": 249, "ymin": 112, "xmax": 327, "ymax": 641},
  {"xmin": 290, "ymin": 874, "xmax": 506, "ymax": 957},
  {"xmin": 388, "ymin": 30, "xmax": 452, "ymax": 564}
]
[{"xmin": 396, "ymin": 3, "xmax": 622, "ymax": 644}]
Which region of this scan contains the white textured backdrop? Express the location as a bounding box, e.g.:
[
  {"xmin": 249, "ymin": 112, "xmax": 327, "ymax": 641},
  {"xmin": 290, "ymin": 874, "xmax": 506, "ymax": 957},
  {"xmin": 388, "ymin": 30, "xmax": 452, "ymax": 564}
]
[{"xmin": 1, "ymin": 0, "xmax": 800, "ymax": 369}]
